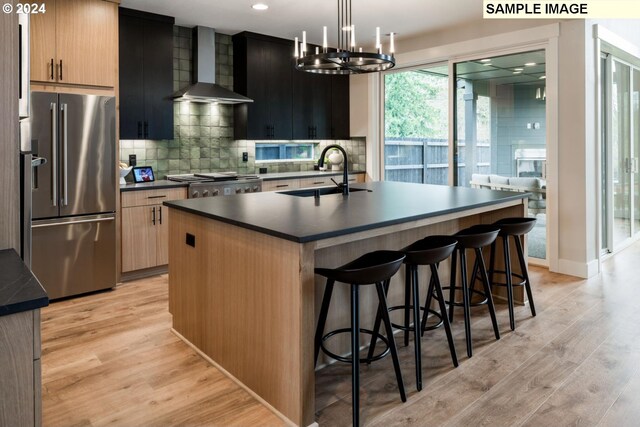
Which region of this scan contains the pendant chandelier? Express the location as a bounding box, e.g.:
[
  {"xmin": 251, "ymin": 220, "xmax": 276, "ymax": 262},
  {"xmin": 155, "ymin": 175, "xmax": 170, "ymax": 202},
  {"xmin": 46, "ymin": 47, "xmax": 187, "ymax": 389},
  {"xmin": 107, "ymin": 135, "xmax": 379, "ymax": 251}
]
[{"xmin": 294, "ymin": 0, "xmax": 395, "ymax": 74}]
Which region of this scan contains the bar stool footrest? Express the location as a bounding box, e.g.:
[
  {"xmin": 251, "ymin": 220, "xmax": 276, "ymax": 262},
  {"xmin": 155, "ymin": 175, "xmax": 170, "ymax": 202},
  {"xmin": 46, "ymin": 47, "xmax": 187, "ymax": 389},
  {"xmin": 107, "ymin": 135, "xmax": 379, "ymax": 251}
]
[
  {"xmin": 388, "ymin": 305, "xmax": 444, "ymax": 331},
  {"xmin": 442, "ymin": 286, "xmax": 488, "ymax": 306},
  {"xmin": 485, "ymin": 269, "xmax": 526, "ymax": 287},
  {"xmin": 320, "ymin": 328, "xmax": 390, "ymax": 364}
]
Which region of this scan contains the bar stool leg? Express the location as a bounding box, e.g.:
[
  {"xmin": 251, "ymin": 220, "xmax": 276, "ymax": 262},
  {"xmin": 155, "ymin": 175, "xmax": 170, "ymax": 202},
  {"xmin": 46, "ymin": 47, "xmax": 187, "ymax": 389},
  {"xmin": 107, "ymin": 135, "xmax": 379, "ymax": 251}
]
[
  {"xmin": 459, "ymin": 249, "xmax": 473, "ymax": 357},
  {"xmin": 430, "ymin": 264, "xmax": 459, "ymax": 367},
  {"xmin": 489, "ymin": 241, "xmax": 497, "ymax": 289},
  {"xmin": 315, "ymin": 279, "xmax": 335, "ymax": 365},
  {"xmin": 411, "ymin": 266, "xmax": 422, "ymax": 391},
  {"xmin": 502, "ymin": 236, "xmax": 515, "ymax": 331},
  {"xmin": 420, "ymin": 273, "xmax": 436, "ymax": 337},
  {"xmin": 404, "ymin": 266, "xmax": 411, "ymax": 347},
  {"xmin": 475, "ymin": 248, "xmax": 500, "ymax": 340},
  {"xmin": 366, "ymin": 279, "xmax": 389, "ymax": 363},
  {"xmin": 350, "ymin": 284, "xmax": 360, "ymax": 427},
  {"xmin": 448, "ymin": 250, "xmax": 457, "ymax": 323},
  {"xmin": 514, "ymin": 236, "xmax": 537, "ymax": 316},
  {"xmin": 375, "ymin": 281, "xmax": 407, "ymax": 403}
]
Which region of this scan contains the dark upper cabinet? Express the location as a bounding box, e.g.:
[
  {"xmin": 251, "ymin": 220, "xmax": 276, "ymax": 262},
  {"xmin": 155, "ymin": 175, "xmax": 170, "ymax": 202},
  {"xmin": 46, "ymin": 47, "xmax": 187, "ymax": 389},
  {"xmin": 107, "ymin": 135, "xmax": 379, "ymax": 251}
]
[
  {"xmin": 292, "ymin": 60, "xmax": 332, "ymax": 140},
  {"xmin": 330, "ymin": 75, "xmax": 350, "ymax": 139},
  {"xmin": 234, "ymin": 32, "xmax": 350, "ymax": 141},
  {"xmin": 234, "ymin": 33, "xmax": 292, "ymax": 140},
  {"xmin": 119, "ymin": 8, "xmax": 174, "ymax": 140}
]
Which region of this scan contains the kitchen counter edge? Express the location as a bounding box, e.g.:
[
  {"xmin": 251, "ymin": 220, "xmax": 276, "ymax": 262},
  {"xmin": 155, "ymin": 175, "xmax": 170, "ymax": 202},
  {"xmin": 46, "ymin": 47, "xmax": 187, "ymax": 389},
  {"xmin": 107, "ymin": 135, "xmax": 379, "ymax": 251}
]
[
  {"xmin": 120, "ymin": 180, "xmax": 189, "ymax": 192},
  {"xmin": 0, "ymin": 249, "xmax": 49, "ymax": 317}
]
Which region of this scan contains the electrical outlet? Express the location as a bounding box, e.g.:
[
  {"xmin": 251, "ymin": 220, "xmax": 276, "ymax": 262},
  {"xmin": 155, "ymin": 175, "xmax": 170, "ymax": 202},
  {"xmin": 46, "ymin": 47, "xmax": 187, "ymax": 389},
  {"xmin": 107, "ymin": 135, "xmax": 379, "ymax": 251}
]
[
  {"xmin": 242, "ymin": 151, "xmax": 248, "ymax": 162},
  {"xmin": 129, "ymin": 154, "xmax": 137, "ymax": 167}
]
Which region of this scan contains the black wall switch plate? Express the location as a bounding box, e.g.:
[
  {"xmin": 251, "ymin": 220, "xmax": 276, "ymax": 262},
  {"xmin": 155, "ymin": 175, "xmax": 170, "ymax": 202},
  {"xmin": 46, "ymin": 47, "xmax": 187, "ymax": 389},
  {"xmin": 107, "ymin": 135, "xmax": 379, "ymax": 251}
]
[
  {"xmin": 242, "ymin": 152, "xmax": 248, "ymax": 162},
  {"xmin": 186, "ymin": 233, "xmax": 196, "ymax": 247},
  {"xmin": 129, "ymin": 154, "xmax": 137, "ymax": 167},
  {"xmin": 259, "ymin": 167, "xmax": 267, "ymax": 174}
]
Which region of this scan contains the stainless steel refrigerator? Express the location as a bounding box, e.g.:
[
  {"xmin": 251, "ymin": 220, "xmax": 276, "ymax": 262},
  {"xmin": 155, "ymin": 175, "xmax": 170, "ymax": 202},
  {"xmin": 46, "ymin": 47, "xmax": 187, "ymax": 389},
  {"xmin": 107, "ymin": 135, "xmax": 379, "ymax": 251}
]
[{"xmin": 30, "ymin": 92, "xmax": 116, "ymax": 300}]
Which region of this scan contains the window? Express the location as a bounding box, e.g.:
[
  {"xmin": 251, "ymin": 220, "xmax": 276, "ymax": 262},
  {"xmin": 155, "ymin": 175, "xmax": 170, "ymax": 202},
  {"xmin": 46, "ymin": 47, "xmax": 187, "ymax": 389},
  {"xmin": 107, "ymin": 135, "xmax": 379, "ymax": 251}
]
[
  {"xmin": 255, "ymin": 143, "xmax": 315, "ymax": 162},
  {"xmin": 383, "ymin": 64, "xmax": 449, "ymax": 184}
]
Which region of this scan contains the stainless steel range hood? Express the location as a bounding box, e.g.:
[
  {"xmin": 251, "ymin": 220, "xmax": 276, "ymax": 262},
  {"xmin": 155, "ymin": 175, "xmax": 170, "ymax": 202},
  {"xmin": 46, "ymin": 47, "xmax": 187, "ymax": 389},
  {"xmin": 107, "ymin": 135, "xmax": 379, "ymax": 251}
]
[{"xmin": 172, "ymin": 26, "xmax": 252, "ymax": 104}]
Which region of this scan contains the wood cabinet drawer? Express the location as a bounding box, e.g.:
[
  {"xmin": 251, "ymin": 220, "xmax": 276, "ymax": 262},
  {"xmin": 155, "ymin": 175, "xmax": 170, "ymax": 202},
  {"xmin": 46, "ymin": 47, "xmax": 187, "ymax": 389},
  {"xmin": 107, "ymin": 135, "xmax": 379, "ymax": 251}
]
[
  {"xmin": 121, "ymin": 188, "xmax": 187, "ymax": 208},
  {"xmin": 262, "ymin": 179, "xmax": 300, "ymax": 192},
  {"xmin": 298, "ymin": 177, "xmax": 333, "ymax": 188}
]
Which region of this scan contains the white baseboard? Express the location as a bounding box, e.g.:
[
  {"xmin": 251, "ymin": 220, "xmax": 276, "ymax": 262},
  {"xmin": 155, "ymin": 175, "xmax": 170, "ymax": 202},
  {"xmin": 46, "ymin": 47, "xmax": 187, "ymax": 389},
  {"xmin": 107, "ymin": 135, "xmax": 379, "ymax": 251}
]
[{"xmin": 557, "ymin": 258, "xmax": 600, "ymax": 278}]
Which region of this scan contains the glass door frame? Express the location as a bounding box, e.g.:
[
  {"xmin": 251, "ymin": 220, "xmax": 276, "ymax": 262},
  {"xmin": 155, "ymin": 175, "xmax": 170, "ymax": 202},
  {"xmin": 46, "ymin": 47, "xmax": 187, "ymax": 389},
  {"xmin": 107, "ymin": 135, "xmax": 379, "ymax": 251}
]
[{"xmin": 601, "ymin": 52, "xmax": 640, "ymax": 255}]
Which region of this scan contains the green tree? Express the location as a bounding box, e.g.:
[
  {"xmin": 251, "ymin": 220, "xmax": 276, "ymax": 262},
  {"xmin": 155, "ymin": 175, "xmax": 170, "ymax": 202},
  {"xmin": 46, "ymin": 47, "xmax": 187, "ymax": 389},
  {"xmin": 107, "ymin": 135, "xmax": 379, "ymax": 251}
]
[{"xmin": 384, "ymin": 71, "xmax": 449, "ymax": 139}]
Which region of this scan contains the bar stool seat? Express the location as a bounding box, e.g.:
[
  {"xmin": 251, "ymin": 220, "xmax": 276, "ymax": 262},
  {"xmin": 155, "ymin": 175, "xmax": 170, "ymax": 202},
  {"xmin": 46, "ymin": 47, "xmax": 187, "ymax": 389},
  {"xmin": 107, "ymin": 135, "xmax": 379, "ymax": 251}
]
[
  {"xmin": 445, "ymin": 225, "xmax": 501, "ymax": 357},
  {"xmin": 486, "ymin": 217, "xmax": 537, "ymax": 331},
  {"xmin": 368, "ymin": 236, "xmax": 459, "ymax": 392},
  {"xmin": 314, "ymin": 250, "xmax": 407, "ymax": 427}
]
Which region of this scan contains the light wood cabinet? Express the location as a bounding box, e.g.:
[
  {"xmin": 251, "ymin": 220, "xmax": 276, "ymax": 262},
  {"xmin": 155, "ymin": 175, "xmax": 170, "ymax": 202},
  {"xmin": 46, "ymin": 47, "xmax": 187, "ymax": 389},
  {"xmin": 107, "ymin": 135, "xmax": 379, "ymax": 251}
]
[
  {"xmin": 262, "ymin": 173, "xmax": 365, "ymax": 192},
  {"xmin": 121, "ymin": 188, "xmax": 186, "ymax": 273},
  {"xmin": 0, "ymin": 310, "xmax": 42, "ymax": 427},
  {"xmin": 30, "ymin": 0, "xmax": 117, "ymax": 87}
]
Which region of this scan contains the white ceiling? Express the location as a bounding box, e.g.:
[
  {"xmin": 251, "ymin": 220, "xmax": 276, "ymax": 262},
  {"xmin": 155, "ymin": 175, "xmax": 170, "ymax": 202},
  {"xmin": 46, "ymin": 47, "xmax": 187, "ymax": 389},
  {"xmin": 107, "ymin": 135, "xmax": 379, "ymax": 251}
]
[{"xmin": 120, "ymin": 0, "xmax": 482, "ymax": 49}]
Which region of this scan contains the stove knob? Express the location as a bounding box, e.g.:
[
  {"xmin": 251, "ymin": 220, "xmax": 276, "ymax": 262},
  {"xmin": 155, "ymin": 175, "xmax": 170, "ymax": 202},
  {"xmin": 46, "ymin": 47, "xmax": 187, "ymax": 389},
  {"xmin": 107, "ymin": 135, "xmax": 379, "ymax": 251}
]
[
  {"xmin": 203, "ymin": 190, "xmax": 209, "ymax": 197},
  {"xmin": 245, "ymin": 186, "xmax": 251, "ymax": 193},
  {"xmin": 192, "ymin": 190, "xmax": 199, "ymax": 198},
  {"xmin": 253, "ymin": 186, "xmax": 260, "ymax": 192},
  {"xmin": 235, "ymin": 188, "xmax": 242, "ymax": 194},
  {"xmin": 212, "ymin": 189, "xmax": 219, "ymax": 196}
]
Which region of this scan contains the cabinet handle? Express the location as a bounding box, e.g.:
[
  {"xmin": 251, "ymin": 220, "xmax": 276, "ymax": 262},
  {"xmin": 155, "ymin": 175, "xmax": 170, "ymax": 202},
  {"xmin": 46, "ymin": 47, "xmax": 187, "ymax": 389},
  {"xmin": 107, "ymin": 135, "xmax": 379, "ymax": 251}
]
[
  {"xmin": 137, "ymin": 121, "xmax": 143, "ymax": 138},
  {"xmin": 147, "ymin": 195, "xmax": 167, "ymax": 199},
  {"xmin": 50, "ymin": 58, "xmax": 54, "ymax": 80},
  {"xmin": 59, "ymin": 60, "xmax": 63, "ymax": 80},
  {"xmin": 270, "ymin": 125, "xmax": 275, "ymax": 138},
  {"xmin": 152, "ymin": 206, "xmax": 156, "ymax": 225},
  {"xmin": 313, "ymin": 181, "xmax": 324, "ymax": 184},
  {"xmin": 276, "ymin": 184, "xmax": 289, "ymax": 188},
  {"xmin": 159, "ymin": 206, "xmax": 162, "ymax": 225},
  {"xmin": 144, "ymin": 121, "xmax": 149, "ymax": 138}
]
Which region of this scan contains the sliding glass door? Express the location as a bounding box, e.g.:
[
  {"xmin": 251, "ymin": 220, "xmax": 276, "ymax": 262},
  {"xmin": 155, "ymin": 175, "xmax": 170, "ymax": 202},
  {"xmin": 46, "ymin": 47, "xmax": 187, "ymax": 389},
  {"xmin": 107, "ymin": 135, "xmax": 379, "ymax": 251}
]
[
  {"xmin": 454, "ymin": 50, "xmax": 547, "ymax": 260},
  {"xmin": 602, "ymin": 54, "xmax": 640, "ymax": 252}
]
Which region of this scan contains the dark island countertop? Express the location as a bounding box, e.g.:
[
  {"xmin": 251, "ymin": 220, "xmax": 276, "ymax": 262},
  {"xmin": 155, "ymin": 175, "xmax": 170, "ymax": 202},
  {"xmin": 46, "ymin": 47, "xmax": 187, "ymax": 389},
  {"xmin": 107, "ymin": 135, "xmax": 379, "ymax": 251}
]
[
  {"xmin": 0, "ymin": 249, "xmax": 49, "ymax": 317},
  {"xmin": 164, "ymin": 181, "xmax": 528, "ymax": 243},
  {"xmin": 120, "ymin": 179, "xmax": 189, "ymax": 192}
]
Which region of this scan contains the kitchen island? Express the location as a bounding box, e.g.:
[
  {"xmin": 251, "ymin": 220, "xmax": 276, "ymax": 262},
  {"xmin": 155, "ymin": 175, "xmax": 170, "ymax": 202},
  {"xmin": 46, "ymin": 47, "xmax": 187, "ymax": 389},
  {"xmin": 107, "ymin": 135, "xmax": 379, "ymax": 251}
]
[{"xmin": 164, "ymin": 181, "xmax": 528, "ymax": 426}]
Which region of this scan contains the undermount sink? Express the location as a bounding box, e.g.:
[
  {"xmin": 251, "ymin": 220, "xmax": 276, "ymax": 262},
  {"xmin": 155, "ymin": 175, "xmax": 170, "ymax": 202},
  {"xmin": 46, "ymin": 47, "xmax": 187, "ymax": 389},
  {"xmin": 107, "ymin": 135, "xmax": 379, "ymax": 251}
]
[{"xmin": 279, "ymin": 187, "xmax": 371, "ymax": 197}]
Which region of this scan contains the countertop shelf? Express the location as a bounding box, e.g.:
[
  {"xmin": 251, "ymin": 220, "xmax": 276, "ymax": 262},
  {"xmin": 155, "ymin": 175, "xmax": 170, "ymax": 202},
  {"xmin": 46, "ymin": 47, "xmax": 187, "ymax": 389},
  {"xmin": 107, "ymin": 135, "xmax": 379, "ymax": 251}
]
[
  {"xmin": 0, "ymin": 249, "xmax": 48, "ymax": 317},
  {"xmin": 164, "ymin": 181, "xmax": 529, "ymax": 243}
]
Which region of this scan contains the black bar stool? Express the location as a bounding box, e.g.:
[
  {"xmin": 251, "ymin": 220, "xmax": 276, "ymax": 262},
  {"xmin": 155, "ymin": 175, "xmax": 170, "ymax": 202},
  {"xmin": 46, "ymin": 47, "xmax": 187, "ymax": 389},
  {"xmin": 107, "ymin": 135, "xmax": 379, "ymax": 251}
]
[
  {"xmin": 486, "ymin": 217, "xmax": 537, "ymax": 331},
  {"xmin": 314, "ymin": 250, "xmax": 407, "ymax": 427},
  {"xmin": 444, "ymin": 225, "xmax": 501, "ymax": 357},
  {"xmin": 367, "ymin": 236, "xmax": 459, "ymax": 392}
]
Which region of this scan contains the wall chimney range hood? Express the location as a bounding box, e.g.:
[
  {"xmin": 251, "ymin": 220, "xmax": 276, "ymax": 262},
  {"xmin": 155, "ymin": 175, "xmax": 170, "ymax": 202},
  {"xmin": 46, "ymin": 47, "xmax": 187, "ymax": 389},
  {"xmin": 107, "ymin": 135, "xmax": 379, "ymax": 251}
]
[{"xmin": 172, "ymin": 26, "xmax": 252, "ymax": 104}]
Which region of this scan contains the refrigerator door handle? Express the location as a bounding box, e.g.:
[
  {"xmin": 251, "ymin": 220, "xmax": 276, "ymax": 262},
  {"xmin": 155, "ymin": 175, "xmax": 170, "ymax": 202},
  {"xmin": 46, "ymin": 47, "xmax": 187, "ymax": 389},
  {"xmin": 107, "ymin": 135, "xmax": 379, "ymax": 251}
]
[
  {"xmin": 61, "ymin": 103, "xmax": 68, "ymax": 206},
  {"xmin": 32, "ymin": 215, "xmax": 115, "ymax": 228},
  {"xmin": 51, "ymin": 102, "xmax": 57, "ymax": 207}
]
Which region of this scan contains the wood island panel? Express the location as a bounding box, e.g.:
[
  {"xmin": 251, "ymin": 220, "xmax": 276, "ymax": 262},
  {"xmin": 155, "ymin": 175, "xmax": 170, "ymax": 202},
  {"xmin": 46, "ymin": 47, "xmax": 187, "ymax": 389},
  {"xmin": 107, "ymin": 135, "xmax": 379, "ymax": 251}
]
[
  {"xmin": 169, "ymin": 209, "xmax": 314, "ymax": 426},
  {"xmin": 168, "ymin": 196, "xmax": 526, "ymax": 426}
]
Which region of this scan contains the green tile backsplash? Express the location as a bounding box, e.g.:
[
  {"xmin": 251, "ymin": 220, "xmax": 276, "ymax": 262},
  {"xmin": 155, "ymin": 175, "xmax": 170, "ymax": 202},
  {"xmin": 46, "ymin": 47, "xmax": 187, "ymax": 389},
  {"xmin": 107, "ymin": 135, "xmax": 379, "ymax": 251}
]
[{"xmin": 120, "ymin": 26, "xmax": 366, "ymax": 180}]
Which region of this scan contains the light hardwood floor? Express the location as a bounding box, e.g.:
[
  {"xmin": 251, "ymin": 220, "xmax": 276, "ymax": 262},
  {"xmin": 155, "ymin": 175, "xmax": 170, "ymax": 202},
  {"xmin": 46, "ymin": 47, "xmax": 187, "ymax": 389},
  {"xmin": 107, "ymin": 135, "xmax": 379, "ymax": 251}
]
[{"xmin": 42, "ymin": 244, "xmax": 640, "ymax": 426}]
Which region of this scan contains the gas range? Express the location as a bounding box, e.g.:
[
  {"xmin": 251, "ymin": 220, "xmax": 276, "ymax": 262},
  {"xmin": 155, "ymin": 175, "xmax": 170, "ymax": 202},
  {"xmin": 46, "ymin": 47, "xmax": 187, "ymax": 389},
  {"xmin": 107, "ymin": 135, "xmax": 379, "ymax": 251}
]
[{"xmin": 167, "ymin": 172, "xmax": 262, "ymax": 198}]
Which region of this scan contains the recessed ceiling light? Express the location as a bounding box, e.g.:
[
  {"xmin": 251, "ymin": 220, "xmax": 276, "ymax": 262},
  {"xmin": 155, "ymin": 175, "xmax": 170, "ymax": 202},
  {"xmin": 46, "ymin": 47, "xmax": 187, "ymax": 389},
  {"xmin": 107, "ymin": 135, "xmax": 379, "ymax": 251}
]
[
  {"xmin": 524, "ymin": 62, "xmax": 536, "ymax": 66},
  {"xmin": 539, "ymin": 75, "xmax": 546, "ymax": 79},
  {"xmin": 513, "ymin": 71, "xmax": 522, "ymax": 74},
  {"xmin": 252, "ymin": 3, "xmax": 269, "ymax": 10},
  {"xmin": 482, "ymin": 63, "xmax": 492, "ymax": 66},
  {"xmin": 514, "ymin": 68, "xmax": 524, "ymax": 71},
  {"xmin": 480, "ymin": 59, "xmax": 491, "ymax": 62}
]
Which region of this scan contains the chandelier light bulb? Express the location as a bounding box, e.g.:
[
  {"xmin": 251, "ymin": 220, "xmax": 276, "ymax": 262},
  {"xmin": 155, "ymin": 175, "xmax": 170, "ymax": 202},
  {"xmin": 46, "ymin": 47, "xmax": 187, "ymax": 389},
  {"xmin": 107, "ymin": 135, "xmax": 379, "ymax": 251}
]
[
  {"xmin": 302, "ymin": 31, "xmax": 307, "ymax": 54},
  {"xmin": 390, "ymin": 32, "xmax": 395, "ymax": 54},
  {"xmin": 351, "ymin": 25, "xmax": 355, "ymax": 49},
  {"xmin": 294, "ymin": 37, "xmax": 299, "ymax": 57},
  {"xmin": 376, "ymin": 27, "xmax": 381, "ymax": 51},
  {"xmin": 323, "ymin": 26, "xmax": 328, "ymax": 51}
]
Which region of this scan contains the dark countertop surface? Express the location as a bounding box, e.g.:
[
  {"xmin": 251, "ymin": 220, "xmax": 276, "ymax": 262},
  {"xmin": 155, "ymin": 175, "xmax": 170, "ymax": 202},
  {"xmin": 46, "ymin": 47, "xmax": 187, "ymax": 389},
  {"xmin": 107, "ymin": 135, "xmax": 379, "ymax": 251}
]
[
  {"xmin": 0, "ymin": 249, "xmax": 49, "ymax": 317},
  {"xmin": 120, "ymin": 179, "xmax": 189, "ymax": 192},
  {"xmin": 259, "ymin": 170, "xmax": 366, "ymax": 181},
  {"xmin": 164, "ymin": 181, "xmax": 528, "ymax": 243}
]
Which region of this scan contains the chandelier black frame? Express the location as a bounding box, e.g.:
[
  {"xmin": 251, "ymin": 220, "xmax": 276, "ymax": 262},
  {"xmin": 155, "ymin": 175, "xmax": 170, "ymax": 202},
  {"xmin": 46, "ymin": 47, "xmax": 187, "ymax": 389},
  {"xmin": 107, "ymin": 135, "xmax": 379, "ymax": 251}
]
[{"xmin": 294, "ymin": 0, "xmax": 395, "ymax": 75}]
